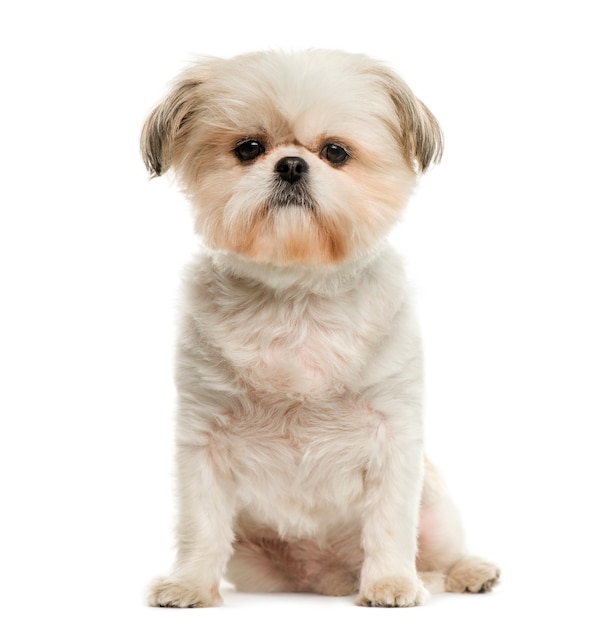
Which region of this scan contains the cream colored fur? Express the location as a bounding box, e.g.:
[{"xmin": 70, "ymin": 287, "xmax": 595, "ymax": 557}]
[{"xmin": 141, "ymin": 49, "xmax": 499, "ymax": 608}]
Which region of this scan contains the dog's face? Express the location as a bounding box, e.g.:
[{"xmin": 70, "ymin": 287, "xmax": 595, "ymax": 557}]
[{"xmin": 141, "ymin": 50, "xmax": 442, "ymax": 266}]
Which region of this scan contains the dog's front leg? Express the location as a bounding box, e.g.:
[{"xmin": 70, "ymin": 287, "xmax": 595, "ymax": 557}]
[
  {"xmin": 148, "ymin": 441, "xmax": 236, "ymax": 608},
  {"xmin": 357, "ymin": 412, "xmax": 426, "ymax": 608}
]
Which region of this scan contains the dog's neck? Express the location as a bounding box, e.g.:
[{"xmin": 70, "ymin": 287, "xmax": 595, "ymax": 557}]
[{"xmin": 209, "ymin": 243, "xmax": 389, "ymax": 295}]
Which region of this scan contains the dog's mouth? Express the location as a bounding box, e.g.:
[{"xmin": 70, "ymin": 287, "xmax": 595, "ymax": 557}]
[{"xmin": 268, "ymin": 180, "xmax": 315, "ymax": 211}]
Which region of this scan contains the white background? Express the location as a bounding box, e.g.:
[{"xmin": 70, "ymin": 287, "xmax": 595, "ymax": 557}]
[{"xmin": 1, "ymin": 1, "xmax": 602, "ymax": 624}]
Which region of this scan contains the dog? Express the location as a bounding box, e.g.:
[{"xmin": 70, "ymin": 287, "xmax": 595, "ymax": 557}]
[{"xmin": 141, "ymin": 49, "xmax": 500, "ymax": 608}]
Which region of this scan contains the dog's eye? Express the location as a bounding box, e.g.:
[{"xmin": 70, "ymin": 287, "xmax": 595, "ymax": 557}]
[
  {"xmin": 320, "ymin": 143, "xmax": 350, "ymax": 166},
  {"xmin": 235, "ymin": 139, "xmax": 265, "ymax": 162}
]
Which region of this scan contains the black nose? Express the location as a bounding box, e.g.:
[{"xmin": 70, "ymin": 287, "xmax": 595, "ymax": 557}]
[{"xmin": 275, "ymin": 157, "xmax": 309, "ymax": 184}]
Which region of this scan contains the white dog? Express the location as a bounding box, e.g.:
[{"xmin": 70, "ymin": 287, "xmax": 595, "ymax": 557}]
[{"xmin": 141, "ymin": 49, "xmax": 499, "ymax": 608}]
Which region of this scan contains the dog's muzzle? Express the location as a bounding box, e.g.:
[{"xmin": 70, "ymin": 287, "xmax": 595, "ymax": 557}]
[{"xmin": 270, "ymin": 156, "xmax": 314, "ymax": 210}]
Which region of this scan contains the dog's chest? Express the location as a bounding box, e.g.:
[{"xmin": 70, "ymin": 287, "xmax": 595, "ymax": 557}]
[
  {"xmin": 210, "ymin": 290, "xmax": 378, "ymax": 397},
  {"xmin": 184, "ymin": 258, "xmax": 409, "ymax": 536}
]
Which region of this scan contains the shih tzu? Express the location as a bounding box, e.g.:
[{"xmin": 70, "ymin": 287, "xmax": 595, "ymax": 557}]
[{"xmin": 141, "ymin": 49, "xmax": 499, "ymax": 608}]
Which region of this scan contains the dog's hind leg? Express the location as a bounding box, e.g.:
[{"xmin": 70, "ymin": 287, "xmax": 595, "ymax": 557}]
[{"xmin": 417, "ymin": 457, "xmax": 500, "ymax": 594}]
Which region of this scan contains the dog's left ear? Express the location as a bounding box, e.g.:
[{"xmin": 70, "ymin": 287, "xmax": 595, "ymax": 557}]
[
  {"xmin": 140, "ymin": 73, "xmax": 205, "ymax": 177},
  {"xmin": 371, "ymin": 67, "xmax": 444, "ymax": 173}
]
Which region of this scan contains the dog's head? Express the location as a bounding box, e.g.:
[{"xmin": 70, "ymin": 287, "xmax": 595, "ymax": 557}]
[{"xmin": 141, "ymin": 50, "xmax": 442, "ymax": 266}]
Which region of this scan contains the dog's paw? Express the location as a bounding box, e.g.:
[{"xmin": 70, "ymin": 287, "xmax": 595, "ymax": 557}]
[
  {"xmin": 445, "ymin": 557, "xmax": 500, "ymax": 594},
  {"xmin": 356, "ymin": 575, "xmax": 428, "ymax": 607},
  {"xmin": 148, "ymin": 576, "xmax": 222, "ymax": 608}
]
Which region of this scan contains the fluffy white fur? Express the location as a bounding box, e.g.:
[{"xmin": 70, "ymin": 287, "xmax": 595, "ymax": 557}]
[{"xmin": 141, "ymin": 49, "xmax": 499, "ymax": 608}]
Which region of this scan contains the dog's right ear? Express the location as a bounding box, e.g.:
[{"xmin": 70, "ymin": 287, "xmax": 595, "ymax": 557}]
[{"xmin": 140, "ymin": 76, "xmax": 203, "ymax": 178}]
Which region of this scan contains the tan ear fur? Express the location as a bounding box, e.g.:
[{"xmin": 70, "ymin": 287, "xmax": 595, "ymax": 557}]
[
  {"xmin": 370, "ymin": 67, "xmax": 444, "ymax": 172},
  {"xmin": 140, "ymin": 77, "xmax": 203, "ymax": 177}
]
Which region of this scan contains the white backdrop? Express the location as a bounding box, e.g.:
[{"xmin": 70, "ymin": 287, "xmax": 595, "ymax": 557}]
[{"xmin": 1, "ymin": 1, "xmax": 602, "ymax": 624}]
